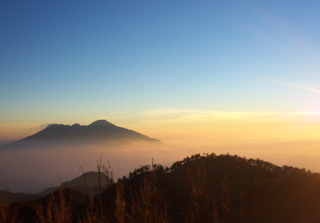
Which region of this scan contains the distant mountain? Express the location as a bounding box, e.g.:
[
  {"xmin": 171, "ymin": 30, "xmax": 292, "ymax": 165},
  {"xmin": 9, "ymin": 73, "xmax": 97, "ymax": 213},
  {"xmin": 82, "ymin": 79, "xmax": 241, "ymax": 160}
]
[
  {"xmin": 0, "ymin": 171, "xmax": 112, "ymax": 205},
  {"xmin": 42, "ymin": 171, "xmax": 113, "ymax": 196},
  {"xmin": 0, "ymin": 190, "xmax": 41, "ymax": 205},
  {"xmin": 1, "ymin": 120, "xmax": 160, "ymax": 149}
]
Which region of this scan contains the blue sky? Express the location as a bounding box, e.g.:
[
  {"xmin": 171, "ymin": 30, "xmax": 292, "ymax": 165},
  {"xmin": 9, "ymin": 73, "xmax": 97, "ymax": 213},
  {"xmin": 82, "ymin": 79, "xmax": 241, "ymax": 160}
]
[
  {"xmin": 4, "ymin": 0, "xmax": 320, "ymax": 192},
  {"xmin": 1, "ymin": 0, "xmax": 320, "ymax": 124}
]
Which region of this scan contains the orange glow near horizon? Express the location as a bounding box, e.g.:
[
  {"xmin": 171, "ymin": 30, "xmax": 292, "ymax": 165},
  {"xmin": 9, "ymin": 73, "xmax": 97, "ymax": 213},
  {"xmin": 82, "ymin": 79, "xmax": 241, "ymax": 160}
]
[
  {"xmin": 2, "ymin": 111, "xmax": 320, "ymax": 146},
  {"xmin": 2, "ymin": 112, "xmax": 320, "ymax": 193},
  {"xmin": 132, "ymin": 110, "xmax": 320, "ymax": 144}
]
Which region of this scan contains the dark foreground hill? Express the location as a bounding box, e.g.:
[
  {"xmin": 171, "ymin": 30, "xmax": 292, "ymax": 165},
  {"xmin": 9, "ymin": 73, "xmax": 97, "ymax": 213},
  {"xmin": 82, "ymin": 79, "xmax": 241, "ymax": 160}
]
[
  {"xmin": 1, "ymin": 120, "xmax": 160, "ymax": 150},
  {"xmin": 2, "ymin": 153, "xmax": 320, "ymax": 223}
]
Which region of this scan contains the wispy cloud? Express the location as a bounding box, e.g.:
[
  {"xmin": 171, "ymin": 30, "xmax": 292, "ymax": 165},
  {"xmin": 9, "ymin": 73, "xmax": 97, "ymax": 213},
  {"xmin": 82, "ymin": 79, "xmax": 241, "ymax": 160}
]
[
  {"xmin": 268, "ymin": 78, "xmax": 320, "ymax": 94},
  {"xmin": 140, "ymin": 109, "xmax": 320, "ymax": 128},
  {"xmin": 144, "ymin": 108, "xmax": 269, "ymax": 117}
]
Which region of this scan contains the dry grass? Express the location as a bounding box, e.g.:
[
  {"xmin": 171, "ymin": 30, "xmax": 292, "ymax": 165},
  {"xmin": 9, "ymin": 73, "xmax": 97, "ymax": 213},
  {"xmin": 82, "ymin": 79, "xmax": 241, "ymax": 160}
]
[
  {"xmin": 0, "ymin": 183, "xmax": 18, "ymax": 223},
  {"xmin": 184, "ymin": 159, "xmax": 248, "ymax": 223},
  {"xmin": 115, "ymin": 179, "xmax": 126, "ymax": 223},
  {"xmin": 221, "ymin": 174, "xmax": 231, "ymax": 223},
  {"xmin": 1, "ymin": 157, "xmax": 256, "ymax": 223},
  {"xmin": 185, "ymin": 159, "xmax": 220, "ymax": 223},
  {"xmin": 35, "ymin": 188, "xmax": 72, "ymax": 223},
  {"xmin": 78, "ymin": 159, "xmax": 114, "ymax": 223},
  {"xmin": 78, "ymin": 194, "xmax": 108, "ymax": 223},
  {"xmin": 114, "ymin": 163, "xmax": 170, "ymax": 223},
  {"xmin": 0, "ymin": 203, "xmax": 17, "ymax": 223},
  {"xmin": 129, "ymin": 172, "xmax": 169, "ymax": 223},
  {"xmin": 239, "ymin": 188, "xmax": 248, "ymax": 223}
]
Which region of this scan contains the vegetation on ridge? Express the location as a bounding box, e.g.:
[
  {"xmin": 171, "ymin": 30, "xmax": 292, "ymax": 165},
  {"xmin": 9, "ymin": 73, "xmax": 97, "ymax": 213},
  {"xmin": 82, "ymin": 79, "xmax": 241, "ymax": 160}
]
[{"xmin": 2, "ymin": 153, "xmax": 320, "ymax": 222}]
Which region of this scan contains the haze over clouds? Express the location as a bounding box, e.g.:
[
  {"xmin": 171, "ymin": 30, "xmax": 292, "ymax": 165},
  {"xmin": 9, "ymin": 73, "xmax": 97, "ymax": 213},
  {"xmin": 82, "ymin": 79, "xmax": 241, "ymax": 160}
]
[
  {"xmin": 3, "ymin": 138, "xmax": 320, "ymax": 193},
  {"xmin": 0, "ymin": 141, "xmax": 168, "ymax": 193}
]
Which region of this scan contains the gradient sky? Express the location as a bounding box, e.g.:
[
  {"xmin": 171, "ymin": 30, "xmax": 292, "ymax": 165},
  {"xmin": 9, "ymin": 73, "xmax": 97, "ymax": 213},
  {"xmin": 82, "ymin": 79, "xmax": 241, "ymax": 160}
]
[{"xmin": 1, "ymin": 0, "xmax": 320, "ymax": 146}]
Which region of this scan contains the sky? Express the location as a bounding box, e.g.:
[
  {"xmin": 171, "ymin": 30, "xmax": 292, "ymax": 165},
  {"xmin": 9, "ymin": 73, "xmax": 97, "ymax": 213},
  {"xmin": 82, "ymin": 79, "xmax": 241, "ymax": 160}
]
[{"xmin": 1, "ymin": 0, "xmax": 320, "ymax": 176}]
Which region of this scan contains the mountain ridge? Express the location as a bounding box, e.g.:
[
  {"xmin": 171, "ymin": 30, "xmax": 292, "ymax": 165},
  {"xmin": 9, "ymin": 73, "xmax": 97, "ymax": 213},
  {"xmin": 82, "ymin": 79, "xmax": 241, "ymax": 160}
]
[
  {"xmin": 1, "ymin": 120, "xmax": 160, "ymax": 149},
  {"xmin": 4, "ymin": 153, "xmax": 320, "ymax": 222},
  {"xmin": 0, "ymin": 171, "xmax": 110, "ymax": 205}
]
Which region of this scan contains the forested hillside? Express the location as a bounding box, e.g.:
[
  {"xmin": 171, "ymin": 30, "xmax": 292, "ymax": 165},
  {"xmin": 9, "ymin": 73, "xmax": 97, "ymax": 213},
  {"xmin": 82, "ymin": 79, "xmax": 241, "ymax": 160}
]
[{"xmin": 2, "ymin": 153, "xmax": 320, "ymax": 223}]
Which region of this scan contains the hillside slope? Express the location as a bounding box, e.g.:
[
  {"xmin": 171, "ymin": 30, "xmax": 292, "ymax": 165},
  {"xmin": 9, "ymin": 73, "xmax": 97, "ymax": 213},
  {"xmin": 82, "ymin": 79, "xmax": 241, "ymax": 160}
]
[{"xmin": 3, "ymin": 153, "xmax": 320, "ymax": 223}]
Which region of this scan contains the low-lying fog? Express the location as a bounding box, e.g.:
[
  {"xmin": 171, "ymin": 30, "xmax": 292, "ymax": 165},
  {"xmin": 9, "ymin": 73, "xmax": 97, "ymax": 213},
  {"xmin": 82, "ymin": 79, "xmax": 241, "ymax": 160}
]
[{"xmin": 1, "ymin": 139, "xmax": 320, "ymax": 193}]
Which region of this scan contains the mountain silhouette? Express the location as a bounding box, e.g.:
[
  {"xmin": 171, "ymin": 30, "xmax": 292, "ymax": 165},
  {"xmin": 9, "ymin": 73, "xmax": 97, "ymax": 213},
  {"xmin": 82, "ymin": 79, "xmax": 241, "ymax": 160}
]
[
  {"xmin": 0, "ymin": 171, "xmax": 111, "ymax": 205},
  {"xmin": 1, "ymin": 120, "xmax": 160, "ymax": 149},
  {"xmin": 41, "ymin": 171, "xmax": 113, "ymax": 196}
]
